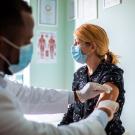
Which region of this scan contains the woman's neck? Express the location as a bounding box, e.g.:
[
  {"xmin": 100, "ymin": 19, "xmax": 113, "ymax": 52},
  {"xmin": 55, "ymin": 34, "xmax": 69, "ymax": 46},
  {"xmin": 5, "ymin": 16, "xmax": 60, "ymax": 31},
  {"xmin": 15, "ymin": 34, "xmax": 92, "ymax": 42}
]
[{"xmin": 86, "ymin": 55, "xmax": 101, "ymax": 76}]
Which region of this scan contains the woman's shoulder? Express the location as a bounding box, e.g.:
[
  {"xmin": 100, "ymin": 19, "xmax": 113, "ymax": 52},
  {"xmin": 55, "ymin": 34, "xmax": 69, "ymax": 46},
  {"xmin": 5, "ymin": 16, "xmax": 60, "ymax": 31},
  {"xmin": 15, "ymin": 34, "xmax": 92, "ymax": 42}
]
[
  {"xmin": 74, "ymin": 65, "xmax": 87, "ymax": 74},
  {"xmin": 101, "ymin": 62, "xmax": 124, "ymax": 74},
  {"xmin": 100, "ymin": 62, "xmax": 125, "ymax": 90}
]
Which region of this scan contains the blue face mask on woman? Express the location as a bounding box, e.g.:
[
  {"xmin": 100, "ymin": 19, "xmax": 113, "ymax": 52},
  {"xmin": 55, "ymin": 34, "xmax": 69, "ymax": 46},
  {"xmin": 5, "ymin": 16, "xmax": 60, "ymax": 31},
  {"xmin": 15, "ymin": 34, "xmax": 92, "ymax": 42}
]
[
  {"xmin": 71, "ymin": 45, "xmax": 87, "ymax": 64},
  {"xmin": 0, "ymin": 37, "xmax": 33, "ymax": 74}
]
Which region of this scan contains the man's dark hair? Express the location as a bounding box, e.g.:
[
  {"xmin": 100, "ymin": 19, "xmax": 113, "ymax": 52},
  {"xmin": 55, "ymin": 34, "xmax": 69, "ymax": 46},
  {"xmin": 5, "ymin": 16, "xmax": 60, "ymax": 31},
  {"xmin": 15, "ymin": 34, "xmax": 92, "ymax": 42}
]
[{"xmin": 0, "ymin": 0, "xmax": 32, "ymax": 33}]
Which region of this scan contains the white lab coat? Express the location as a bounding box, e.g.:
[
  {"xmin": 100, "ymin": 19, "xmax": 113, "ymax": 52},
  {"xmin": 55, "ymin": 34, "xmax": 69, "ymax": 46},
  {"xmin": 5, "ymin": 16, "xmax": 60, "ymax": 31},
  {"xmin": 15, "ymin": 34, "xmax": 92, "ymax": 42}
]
[
  {"xmin": 0, "ymin": 77, "xmax": 106, "ymax": 135},
  {"xmin": 1, "ymin": 77, "xmax": 73, "ymax": 114}
]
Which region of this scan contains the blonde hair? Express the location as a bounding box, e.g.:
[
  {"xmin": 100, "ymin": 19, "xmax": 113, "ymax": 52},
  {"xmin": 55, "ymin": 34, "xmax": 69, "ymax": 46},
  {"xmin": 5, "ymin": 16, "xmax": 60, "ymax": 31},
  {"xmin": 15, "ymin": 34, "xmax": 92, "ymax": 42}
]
[{"xmin": 74, "ymin": 23, "xmax": 119, "ymax": 64}]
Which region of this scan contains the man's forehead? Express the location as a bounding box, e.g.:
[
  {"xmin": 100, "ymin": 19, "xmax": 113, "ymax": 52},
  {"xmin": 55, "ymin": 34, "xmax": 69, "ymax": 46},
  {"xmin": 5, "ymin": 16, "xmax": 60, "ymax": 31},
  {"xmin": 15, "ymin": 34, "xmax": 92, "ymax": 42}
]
[
  {"xmin": 20, "ymin": 11, "xmax": 34, "ymax": 34},
  {"xmin": 21, "ymin": 11, "xmax": 34, "ymax": 27}
]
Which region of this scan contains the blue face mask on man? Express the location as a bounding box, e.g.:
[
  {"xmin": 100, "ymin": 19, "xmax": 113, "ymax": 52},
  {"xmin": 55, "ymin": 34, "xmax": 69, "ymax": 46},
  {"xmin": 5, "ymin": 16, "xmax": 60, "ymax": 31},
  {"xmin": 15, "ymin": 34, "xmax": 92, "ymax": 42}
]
[
  {"xmin": 71, "ymin": 45, "xmax": 87, "ymax": 64},
  {"xmin": 0, "ymin": 37, "xmax": 33, "ymax": 74}
]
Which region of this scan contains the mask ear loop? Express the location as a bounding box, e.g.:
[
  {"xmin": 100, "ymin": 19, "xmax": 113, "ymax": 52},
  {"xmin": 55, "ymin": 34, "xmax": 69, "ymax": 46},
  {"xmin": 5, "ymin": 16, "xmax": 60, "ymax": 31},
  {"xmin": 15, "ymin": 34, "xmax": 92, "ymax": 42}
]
[
  {"xmin": 0, "ymin": 53, "xmax": 10, "ymax": 66},
  {"xmin": 0, "ymin": 36, "xmax": 20, "ymax": 49}
]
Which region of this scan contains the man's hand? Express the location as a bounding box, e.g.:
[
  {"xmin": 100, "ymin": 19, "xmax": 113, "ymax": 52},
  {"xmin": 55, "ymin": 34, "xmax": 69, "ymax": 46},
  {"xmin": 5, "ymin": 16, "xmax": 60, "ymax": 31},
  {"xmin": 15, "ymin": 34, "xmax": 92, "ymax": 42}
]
[
  {"xmin": 88, "ymin": 100, "xmax": 119, "ymax": 128},
  {"xmin": 76, "ymin": 82, "xmax": 112, "ymax": 102},
  {"xmin": 96, "ymin": 100, "xmax": 119, "ymax": 121}
]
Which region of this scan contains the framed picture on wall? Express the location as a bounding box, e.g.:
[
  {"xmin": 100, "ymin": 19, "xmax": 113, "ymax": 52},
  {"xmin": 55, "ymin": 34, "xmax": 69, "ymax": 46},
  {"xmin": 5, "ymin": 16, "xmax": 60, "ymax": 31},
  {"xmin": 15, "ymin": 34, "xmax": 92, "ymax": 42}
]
[
  {"xmin": 37, "ymin": 31, "xmax": 57, "ymax": 63},
  {"xmin": 78, "ymin": 0, "xmax": 97, "ymax": 20},
  {"xmin": 67, "ymin": 0, "xmax": 78, "ymax": 21},
  {"xmin": 103, "ymin": 0, "xmax": 122, "ymax": 8},
  {"xmin": 38, "ymin": 0, "xmax": 57, "ymax": 26}
]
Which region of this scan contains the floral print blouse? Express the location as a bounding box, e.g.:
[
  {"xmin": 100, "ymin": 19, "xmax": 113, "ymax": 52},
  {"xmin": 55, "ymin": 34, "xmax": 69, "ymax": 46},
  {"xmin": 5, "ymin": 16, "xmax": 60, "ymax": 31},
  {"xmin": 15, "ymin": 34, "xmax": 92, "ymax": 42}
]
[{"xmin": 59, "ymin": 61, "xmax": 125, "ymax": 135}]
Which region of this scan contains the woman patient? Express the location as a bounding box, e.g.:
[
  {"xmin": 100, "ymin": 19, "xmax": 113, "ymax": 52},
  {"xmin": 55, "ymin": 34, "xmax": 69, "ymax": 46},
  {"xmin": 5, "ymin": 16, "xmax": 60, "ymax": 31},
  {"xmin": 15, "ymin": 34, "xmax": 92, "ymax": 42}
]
[{"xmin": 58, "ymin": 23, "xmax": 125, "ymax": 135}]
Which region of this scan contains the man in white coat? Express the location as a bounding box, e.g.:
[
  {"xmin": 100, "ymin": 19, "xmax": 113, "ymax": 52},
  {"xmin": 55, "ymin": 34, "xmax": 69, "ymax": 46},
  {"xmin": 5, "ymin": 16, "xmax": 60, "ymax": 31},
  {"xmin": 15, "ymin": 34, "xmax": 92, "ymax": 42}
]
[{"xmin": 0, "ymin": 0, "xmax": 118, "ymax": 135}]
